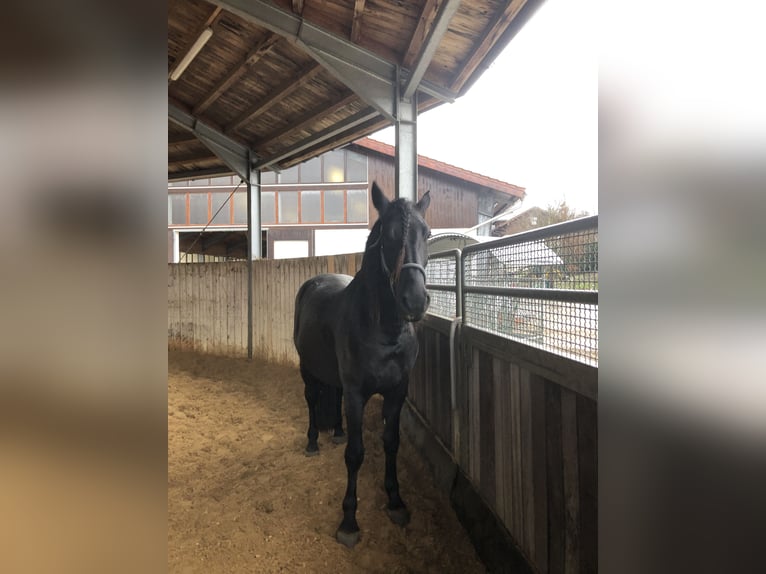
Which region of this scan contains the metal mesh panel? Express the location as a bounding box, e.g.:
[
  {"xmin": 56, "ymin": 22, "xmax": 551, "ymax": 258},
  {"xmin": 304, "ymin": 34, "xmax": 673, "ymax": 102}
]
[
  {"xmin": 463, "ymin": 219, "xmax": 598, "ymax": 365},
  {"xmin": 464, "ymin": 228, "xmax": 598, "ymax": 290},
  {"xmin": 426, "ymin": 252, "xmax": 458, "ymax": 318},
  {"xmin": 464, "ymin": 294, "xmax": 598, "ymax": 365},
  {"xmin": 428, "ymin": 290, "xmax": 457, "ymax": 319}
]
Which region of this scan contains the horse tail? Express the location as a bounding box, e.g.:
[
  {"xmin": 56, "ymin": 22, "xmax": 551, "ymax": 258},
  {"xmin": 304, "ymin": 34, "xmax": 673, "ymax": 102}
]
[{"xmin": 293, "ymin": 279, "xmax": 312, "ymax": 348}]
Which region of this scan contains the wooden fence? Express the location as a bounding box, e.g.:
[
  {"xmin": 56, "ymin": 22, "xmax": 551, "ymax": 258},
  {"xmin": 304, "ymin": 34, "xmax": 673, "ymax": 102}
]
[
  {"xmin": 167, "ymin": 253, "xmax": 363, "ymax": 363},
  {"xmin": 409, "ymin": 315, "xmax": 597, "ymax": 574}
]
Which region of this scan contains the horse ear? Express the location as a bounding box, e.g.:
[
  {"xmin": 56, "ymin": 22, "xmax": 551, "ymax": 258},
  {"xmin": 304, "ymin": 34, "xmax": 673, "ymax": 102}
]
[
  {"xmin": 371, "ymin": 181, "xmax": 390, "ymax": 213},
  {"xmin": 416, "ymin": 190, "xmax": 431, "ymax": 214}
]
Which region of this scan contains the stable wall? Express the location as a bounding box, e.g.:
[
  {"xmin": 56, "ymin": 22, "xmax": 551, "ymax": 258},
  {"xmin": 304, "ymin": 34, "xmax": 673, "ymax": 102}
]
[{"xmin": 167, "ymin": 253, "xmax": 363, "ymax": 363}]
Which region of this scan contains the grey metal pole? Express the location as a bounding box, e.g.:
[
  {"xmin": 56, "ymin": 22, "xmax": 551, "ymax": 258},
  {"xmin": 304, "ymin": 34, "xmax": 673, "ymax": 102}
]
[
  {"xmin": 395, "ymin": 80, "xmax": 418, "ymax": 202},
  {"xmin": 246, "ymin": 151, "xmax": 262, "ymax": 360}
]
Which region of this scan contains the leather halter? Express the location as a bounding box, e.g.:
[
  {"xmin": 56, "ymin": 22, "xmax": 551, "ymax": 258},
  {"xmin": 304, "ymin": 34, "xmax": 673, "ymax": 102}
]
[{"xmin": 372, "ymin": 225, "xmax": 427, "ymax": 288}]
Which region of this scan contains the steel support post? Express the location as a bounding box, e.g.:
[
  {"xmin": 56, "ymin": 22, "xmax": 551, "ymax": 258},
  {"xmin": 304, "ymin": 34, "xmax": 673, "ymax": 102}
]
[
  {"xmin": 246, "ymin": 152, "xmax": 261, "ymax": 359},
  {"xmin": 395, "ymin": 87, "xmax": 418, "ymax": 202}
]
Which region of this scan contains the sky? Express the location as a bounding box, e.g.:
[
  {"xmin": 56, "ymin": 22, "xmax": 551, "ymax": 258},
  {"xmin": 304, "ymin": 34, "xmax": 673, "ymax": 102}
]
[{"xmin": 372, "ymin": 0, "xmax": 598, "ymax": 215}]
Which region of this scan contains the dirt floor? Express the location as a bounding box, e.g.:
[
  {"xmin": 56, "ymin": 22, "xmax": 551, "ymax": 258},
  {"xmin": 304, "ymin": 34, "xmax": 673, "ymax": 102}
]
[{"xmin": 168, "ymin": 351, "xmax": 485, "ymax": 573}]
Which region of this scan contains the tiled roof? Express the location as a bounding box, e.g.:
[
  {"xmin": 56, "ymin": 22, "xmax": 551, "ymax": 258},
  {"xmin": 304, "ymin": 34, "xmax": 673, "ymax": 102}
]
[{"xmin": 350, "ymin": 137, "xmax": 526, "ymax": 199}]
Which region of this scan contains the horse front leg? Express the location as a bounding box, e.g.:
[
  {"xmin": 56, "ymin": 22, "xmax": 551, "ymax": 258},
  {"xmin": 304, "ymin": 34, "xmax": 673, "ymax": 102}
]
[
  {"xmin": 336, "ymin": 389, "xmax": 366, "ymax": 548},
  {"xmin": 382, "ymin": 388, "xmax": 410, "ymax": 526}
]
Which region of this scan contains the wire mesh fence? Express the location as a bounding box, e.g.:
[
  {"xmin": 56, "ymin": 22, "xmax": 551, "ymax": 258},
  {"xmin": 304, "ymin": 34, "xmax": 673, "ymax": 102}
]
[
  {"xmin": 425, "ymin": 249, "xmax": 460, "ymax": 318},
  {"xmin": 426, "ymin": 216, "xmax": 598, "ymax": 365}
]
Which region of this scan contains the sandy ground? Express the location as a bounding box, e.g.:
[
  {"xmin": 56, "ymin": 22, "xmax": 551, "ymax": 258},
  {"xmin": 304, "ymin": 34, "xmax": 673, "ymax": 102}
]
[{"xmin": 168, "ymin": 351, "xmax": 485, "ymax": 573}]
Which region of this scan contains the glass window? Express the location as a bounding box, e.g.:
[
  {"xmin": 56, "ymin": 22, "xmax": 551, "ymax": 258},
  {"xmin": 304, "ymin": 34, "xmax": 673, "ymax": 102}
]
[
  {"xmin": 301, "ymin": 157, "xmax": 322, "ymax": 183},
  {"xmin": 324, "ymin": 189, "xmax": 344, "ymax": 223},
  {"xmin": 301, "ymin": 190, "xmax": 321, "ymax": 222},
  {"xmin": 280, "ymin": 165, "xmax": 299, "ymax": 184},
  {"xmin": 260, "ymin": 170, "xmax": 276, "ymax": 184},
  {"xmin": 323, "ymin": 150, "xmax": 345, "ymax": 183},
  {"xmin": 233, "ymin": 191, "xmax": 248, "ymax": 224},
  {"xmin": 278, "ymin": 191, "xmax": 298, "ymax": 223},
  {"xmin": 210, "ymin": 192, "xmax": 230, "ymax": 225},
  {"xmin": 169, "ymin": 194, "xmax": 186, "ymax": 224},
  {"xmin": 189, "ymin": 193, "xmax": 208, "ymax": 224},
  {"xmin": 346, "ymin": 151, "xmax": 367, "ymax": 182},
  {"xmin": 347, "ymin": 189, "xmax": 368, "ymax": 223},
  {"xmin": 189, "ymin": 178, "xmax": 209, "ymax": 187},
  {"xmin": 261, "ymin": 192, "xmax": 275, "ymax": 224}
]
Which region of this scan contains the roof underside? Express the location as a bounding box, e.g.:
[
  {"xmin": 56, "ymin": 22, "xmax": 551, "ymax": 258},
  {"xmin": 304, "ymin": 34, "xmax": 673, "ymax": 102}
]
[{"xmin": 168, "ymin": 0, "xmax": 542, "ymax": 181}]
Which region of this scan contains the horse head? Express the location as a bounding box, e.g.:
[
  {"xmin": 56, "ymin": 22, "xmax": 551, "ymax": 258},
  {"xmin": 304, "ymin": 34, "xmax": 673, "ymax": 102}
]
[{"xmin": 370, "ymin": 182, "xmax": 432, "ymax": 322}]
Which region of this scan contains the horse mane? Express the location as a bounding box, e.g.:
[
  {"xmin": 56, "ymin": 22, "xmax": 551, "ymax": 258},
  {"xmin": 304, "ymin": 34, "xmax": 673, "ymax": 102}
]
[{"xmin": 359, "ymin": 198, "xmax": 412, "ymax": 325}]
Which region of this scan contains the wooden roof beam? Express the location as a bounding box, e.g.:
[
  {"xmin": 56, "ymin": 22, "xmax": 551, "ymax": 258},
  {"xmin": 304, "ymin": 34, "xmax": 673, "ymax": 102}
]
[
  {"xmin": 168, "ymin": 134, "xmax": 199, "ymax": 146},
  {"xmin": 226, "ymin": 63, "xmax": 322, "ymax": 134},
  {"xmin": 254, "ymin": 92, "xmax": 357, "ymax": 151},
  {"xmin": 403, "ymin": 0, "xmax": 441, "ymax": 69},
  {"xmin": 402, "ymin": 0, "xmax": 461, "ymax": 100},
  {"xmin": 450, "ymin": 0, "xmax": 527, "ymax": 93},
  {"xmin": 350, "ymin": 0, "xmax": 366, "ymax": 44},
  {"xmin": 168, "ymin": 167, "xmax": 235, "ymax": 182},
  {"xmin": 193, "ymin": 34, "xmax": 280, "ymax": 116},
  {"xmin": 168, "ymin": 155, "xmax": 220, "ymax": 169}
]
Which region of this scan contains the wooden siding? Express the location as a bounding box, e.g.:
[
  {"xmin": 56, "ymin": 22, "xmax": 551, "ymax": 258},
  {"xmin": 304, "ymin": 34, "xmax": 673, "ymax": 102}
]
[
  {"xmin": 410, "ymin": 319, "xmax": 598, "ymax": 574},
  {"xmin": 367, "ymin": 152, "xmax": 487, "ymax": 229},
  {"xmin": 167, "ymin": 253, "xmax": 363, "ymax": 363}
]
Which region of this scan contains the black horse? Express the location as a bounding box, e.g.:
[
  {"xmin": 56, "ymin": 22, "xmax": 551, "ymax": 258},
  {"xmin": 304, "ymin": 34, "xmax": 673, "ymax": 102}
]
[{"xmin": 293, "ymin": 181, "xmax": 431, "ymax": 548}]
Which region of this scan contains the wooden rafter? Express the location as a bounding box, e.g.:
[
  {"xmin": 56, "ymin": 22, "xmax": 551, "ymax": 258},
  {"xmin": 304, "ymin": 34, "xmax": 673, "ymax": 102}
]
[
  {"xmin": 169, "ymin": 6, "xmax": 222, "ymax": 75},
  {"xmin": 193, "ymin": 34, "xmax": 279, "ymax": 116},
  {"xmin": 403, "ymin": 0, "xmax": 441, "ymax": 69},
  {"xmin": 169, "ymin": 155, "xmax": 221, "ymax": 169},
  {"xmin": 450, "ymin": 0, "xmax": 527, "ymax": 92},
  {"xmin": 254, "ymin": 93, "xmax": 358, "ymax": 151},
  {"xmin": 350, "ymin": 0, "xmax": 367, "ymax": 44},
  {"xmin": 226, "ymin": 64, "xmax": 322, "ymax": 134},
  {"xmin": 168, "ymin": 134, "xmax": 199, "ymax": 146}
]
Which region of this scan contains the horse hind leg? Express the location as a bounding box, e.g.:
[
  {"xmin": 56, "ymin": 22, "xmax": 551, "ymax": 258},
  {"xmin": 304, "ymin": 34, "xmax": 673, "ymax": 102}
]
[
  {"xmin": 300, "ymin": 366, "xmax": 320, "ymax": 456},
  {"xmin": 331, "ymin": 387, "xmax": 346, "ymax": 444}
]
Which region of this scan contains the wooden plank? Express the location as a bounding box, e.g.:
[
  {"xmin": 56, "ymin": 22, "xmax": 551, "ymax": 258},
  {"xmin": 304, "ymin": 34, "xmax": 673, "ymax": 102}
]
[
  {"xmin": 530, "ymin": 372, "xmax": 549, "ymax": 573},
  {"xmin": 478, "ymin": 350, "xmax": 496, "ymax": 506},
  {"xmin": 561, "ymin": 389, "xmax": 580, "ymax": 574},
  {"xmin": 227, "ymin": 64, "xmax": 322, "ymax": 133},
  {"xmin": 193, "ymin": 34, "xmax": 279, "ymax": 116},
  {"xmin": 469, "ymin": 347, "xmax": 481, "ymax": 484},
  {"xmin": 510, "ymin": 363, "xmax": 523, "ymax": 544},
  {"xmin": 546, "ymin": 382, "xmax": 565, "ymax": 574},
  {"xmin": 351, "ymin": 0, "xmax": 367, "ymax": 43},
  {"xmin": 520, "ymin": 368, "xmax": 535, "ymax": 560},
  {"xmin": 577, "ymin": 395, "xmax": 597, "ymax": 574},
  {"xmin": 493, "ymin": 357, "xmax": 509, "ymax": 529},
  {"xmin": 438, "ymin": 331, "xmax": 452, "ymax": 448},
  {"xmin": 460, "ymin": 325, "xmax": 597, "ymax": 400}
]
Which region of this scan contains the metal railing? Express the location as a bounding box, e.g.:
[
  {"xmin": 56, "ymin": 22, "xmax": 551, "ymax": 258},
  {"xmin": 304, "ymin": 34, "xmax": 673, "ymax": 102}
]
[{"xmin": 426, "ymin": 215, "xmax": 598, "ymax": 366}]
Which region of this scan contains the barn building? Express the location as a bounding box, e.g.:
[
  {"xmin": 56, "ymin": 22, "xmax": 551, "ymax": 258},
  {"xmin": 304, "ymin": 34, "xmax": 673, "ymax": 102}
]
[{"xmin": 167, "ymin": 137, "xmax": 525, "ymax": 262}]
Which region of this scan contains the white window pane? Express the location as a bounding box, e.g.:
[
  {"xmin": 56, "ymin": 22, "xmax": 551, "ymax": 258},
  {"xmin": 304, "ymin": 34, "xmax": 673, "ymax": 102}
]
[{"xmin": 324, "ymin": 189, "xmax": 344, "ymax": 223}]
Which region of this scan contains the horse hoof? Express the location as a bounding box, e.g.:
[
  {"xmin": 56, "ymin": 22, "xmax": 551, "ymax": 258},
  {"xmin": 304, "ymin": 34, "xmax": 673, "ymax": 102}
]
[
  {"xmin": 335, "ymin": 528, "xmax": 360, "ymax": 548},
  {"xmin": 332, "ymin": 434, "xmax": 347, "ymax": 445},
  {"xmin": 304, "ymin": 446, "xmax": 319, "ymax": 457},
  {"xmin": 386, "ymin": 507, "xmax": 410, "ymax": 526}
]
